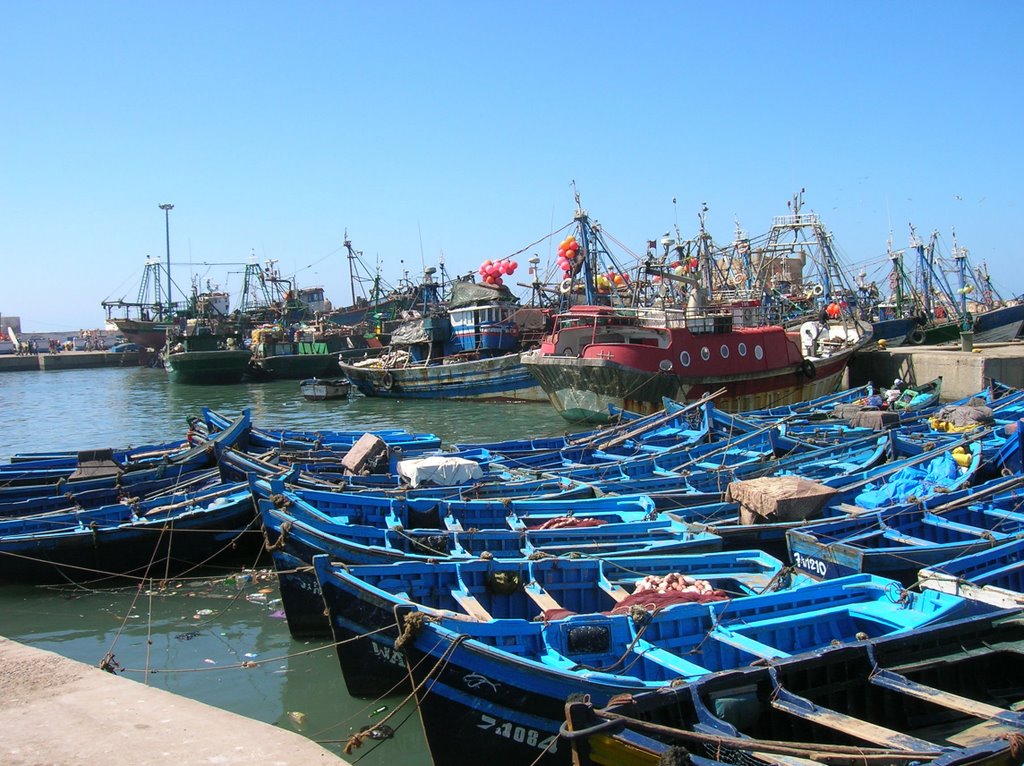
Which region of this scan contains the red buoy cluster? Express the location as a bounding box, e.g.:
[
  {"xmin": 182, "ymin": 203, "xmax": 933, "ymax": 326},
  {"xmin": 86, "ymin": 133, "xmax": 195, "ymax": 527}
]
[{"xmin": 478, "ymin": 259, "xmax": 518, "ymax": 287}]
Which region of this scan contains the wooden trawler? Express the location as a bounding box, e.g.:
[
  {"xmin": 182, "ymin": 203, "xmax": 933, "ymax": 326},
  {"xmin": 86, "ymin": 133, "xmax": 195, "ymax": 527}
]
[{"xmin": 524, "ymin": 197, "xmax": 871, "ymax": 422}]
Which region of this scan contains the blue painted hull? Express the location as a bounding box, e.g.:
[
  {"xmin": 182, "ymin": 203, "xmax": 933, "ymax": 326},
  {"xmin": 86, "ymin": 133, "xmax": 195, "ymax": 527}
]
[
  {"xmin": 0, "ymin": 483, "xmax": 258, "ymax": 583},
  {"xmin": 787, "ymin": 476, "xmax": 1024, "ymax": 584},
  {"xmin": 871, "ymin": 316, "xmax": 916, "ymax": 345},
  {"xmin": 563, "ymin": 612, "xmax": 1024, "ymax": 766},
  {"xmin": 339, "ymin": 352, "xmax": 548, "ymax": 401},
  {"xmin": 392, "ymin": 575, "xmax": 995, "ymax": 766},
  {"xmin": 973, "ymin": 301, "xmax": 1024, "ymax": 342},
  {"xmin": 202, "ymin": 407, "xmax": 441, "ymax": 452},
  {"xmin": 255, "ymin": 481, "xmax": 723, "ymax": 640},
  {"xmin": 0, "ymin": 412, "xmax": 251, "ymax": 507},
  {"xmin": 920, "ymin": 537, "xmax": 1024, "ymax": 608},
  {"xmin": 313, "ymin": 551, "xmax": 797, "ymax": 697}
]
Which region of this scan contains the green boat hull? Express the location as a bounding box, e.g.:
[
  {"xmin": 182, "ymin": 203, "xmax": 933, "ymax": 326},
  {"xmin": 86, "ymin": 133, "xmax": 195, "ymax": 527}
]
[{"xmin": 164, "ymin": 349, "xmax": 252, "ymax": 384}]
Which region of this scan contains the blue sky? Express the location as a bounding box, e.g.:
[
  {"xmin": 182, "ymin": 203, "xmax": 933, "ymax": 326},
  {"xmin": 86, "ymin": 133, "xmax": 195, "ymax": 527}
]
[{"xmin": 2, "ymin": 1, "xmax": 1021, "ymax": 331}]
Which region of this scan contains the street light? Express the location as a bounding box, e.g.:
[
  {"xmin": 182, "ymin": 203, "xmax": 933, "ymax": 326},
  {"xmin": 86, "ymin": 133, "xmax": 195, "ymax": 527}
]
[{"xmin": 159, "ymin": 203, "xmax": 174, "ymax": 311}]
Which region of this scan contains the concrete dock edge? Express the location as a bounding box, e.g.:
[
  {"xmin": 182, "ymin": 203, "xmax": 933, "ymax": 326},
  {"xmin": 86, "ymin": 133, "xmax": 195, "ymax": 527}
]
[{"xmin": 0, "ymin": 637, "xmax": 344, "ymax": 766}]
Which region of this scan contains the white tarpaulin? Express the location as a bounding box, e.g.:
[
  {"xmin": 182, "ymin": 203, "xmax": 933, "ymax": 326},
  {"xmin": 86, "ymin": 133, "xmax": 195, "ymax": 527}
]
[{"xmin": 397, "ymin": 456, "xmax": 484, "ymax": 487}]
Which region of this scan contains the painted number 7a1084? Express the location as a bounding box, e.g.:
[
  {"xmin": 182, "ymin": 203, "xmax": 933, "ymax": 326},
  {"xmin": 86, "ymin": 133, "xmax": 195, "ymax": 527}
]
[
  {"xmin": 477, "ymin": 714, "xmax": 557, "ymax": 752},
  {"xmin": 791, "ymin": 551, "xmax": 829, "ymax": 577}
]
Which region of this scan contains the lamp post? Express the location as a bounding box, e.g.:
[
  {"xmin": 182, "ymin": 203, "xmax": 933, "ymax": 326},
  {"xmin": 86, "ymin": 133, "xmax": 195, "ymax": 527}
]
[{"xmin": 159, "ymin": 203, "xmax": 174, "ymax": 311}]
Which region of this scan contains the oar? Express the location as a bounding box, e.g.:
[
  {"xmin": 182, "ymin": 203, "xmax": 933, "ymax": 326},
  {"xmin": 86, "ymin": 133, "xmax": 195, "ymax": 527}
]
[
  {"xmin": 592, "ymin": 388, "xmax": 727, "ymax": 451},
  {"xmin": 667, "ymin": 412, "xmax": 801, "ymax": 475}
]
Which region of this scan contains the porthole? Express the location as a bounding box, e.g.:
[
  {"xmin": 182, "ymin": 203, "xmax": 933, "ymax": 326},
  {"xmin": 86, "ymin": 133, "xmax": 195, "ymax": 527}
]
[
  {"xmin": 700, "ymin": 346, "xmax": 710, "ymax": 361},
  {"xmin": 720, "ymin": 345, "xmax": 730, "ymax": 359},
  {"xmin": 738, "ymin": 342, "xmax": 747, "ymax": 357},
  {"xmin": 754, "ymin": 345, "xmax": 763, "ymax": 360},
  {"xmin": 679, "ymin": 351, "xmax": 691, "ymax": 367}
]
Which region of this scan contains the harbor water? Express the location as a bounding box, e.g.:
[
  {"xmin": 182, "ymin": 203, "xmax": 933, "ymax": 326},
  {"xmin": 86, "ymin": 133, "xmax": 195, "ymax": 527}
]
[{"xmin": 0, "ymin": 366, "xmax": 580, "ymax": 764}]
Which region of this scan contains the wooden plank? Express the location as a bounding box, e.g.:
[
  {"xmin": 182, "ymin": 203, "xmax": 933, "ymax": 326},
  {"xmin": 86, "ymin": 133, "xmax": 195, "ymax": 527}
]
[
  {"xmin": 869, "ymin": 668, "xmax": 1010, "ymax": 720},
  {"xmin": 450, "ymin": 591, "xmax": 492, "ymax": 621},
  {"xmin": 523, "ymin": 584, "xmax": 562, "ymax": 613},
  {"xmin": 770, "ymin": 690, "xmax": 939, "ymax": 752}
]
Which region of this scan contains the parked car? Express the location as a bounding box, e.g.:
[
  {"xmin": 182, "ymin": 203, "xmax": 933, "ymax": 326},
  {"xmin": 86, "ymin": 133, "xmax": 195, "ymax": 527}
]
[{"xmin": 109, "ymin": 343, "xmax": 142, "ymax": 353}]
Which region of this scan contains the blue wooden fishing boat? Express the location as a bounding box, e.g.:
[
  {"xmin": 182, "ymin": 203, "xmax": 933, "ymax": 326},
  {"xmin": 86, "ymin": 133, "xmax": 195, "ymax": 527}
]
[
  {"xmin": 257, "ymin": 482, "xmax": 723, "ymax": 638},
  {"xmin": 0, "ymin": 481, "xmax": 257, "ymax": 584},
  {"xmin": 7, "ymin": 437, "xmax": 189, "ymax": 465},
  {"xmin": 557, "ymin": 429, "xmax": 888, "ymax": 522},
  {"xmin": 385, "ymin": 574, "xmax": 995, "ymax": 766},
  {"xmin": 253, "ymin": 477, "xmax": 663, "ymax": 530},
  {"xmin": 786, "ymin": 475, "xmax": 1024, "ymax": 584},
  {"xmin": 678, "ymin": 433, "xmax": 985, "ymax": 558},
  {"xmin": 0, "ymin": 430, "xmax": 216, "ymax": 487},
  {"xmin": 0, "ymin": 466, "xmax": 223, "ymax": 518},
  {"xmin": 339, "ymin": 278, "xmax": 547, "ymax": 401},
  {"xmin": 218, "ymin": 442, "xmax": 594, "ymax": 502},
  {"xmin": 562, "ymin": 610, "xmax": 1024, "ymax": 766},
  {"xmin": 201, "ymin": 407, "xmax": 441, "ymax": 453},
  {"xmin": 0, "ymin": 411, "xmax": 251, "ymax": 507},
  {"xmin": 449, "ymin": 396, "xmax": 709, "ymax": 457},
  {"xmin": 312, "ymin": 551, "xmax": 804, "ymax": 696},
  {"xmin": 919, "ymin": 536, "xmax": 1024, "ymax": 609},
  {"xmin": 483, "ymin": 397, "xmax": 721, "ymax": 471}
]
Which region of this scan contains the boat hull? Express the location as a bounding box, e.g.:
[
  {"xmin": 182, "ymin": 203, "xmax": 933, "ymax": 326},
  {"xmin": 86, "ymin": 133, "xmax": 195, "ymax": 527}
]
[
  {"xmin": 340, "ymin": 353, "xmax": 548, "ymax": 402},
  {"xmin": 249, "ymin": 351, "xmax": 342, "ymax": 380},
  {"xmin": 523, "ymin": 351, "xmax": 854, "ymax": 423},
  {"xmin": 299, "ymin": 378, "xmax": 350, "ymax": 400},
  {"xmin": 973, "ymin": 302, "xmax": 1024, "ymax": 343},
  {"xmin": 0, "ymin": 490, "xmax": 259, "ymax": 584},
  {"xmin": 163, "ymin": 349, "xmax": 252, "ymax": 384},
  {"xmin": 871, "ymin": 316, "xmax": 916, "ymax": 346},
  {"xmin": 110, "ymin": 318, "xmax": 172, "ymax": 350}
]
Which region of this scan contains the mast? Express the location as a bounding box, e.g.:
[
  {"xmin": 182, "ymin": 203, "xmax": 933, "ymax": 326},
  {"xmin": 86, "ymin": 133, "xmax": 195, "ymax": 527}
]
[
  {"xmin": 344, "ymin": 231, "xmax": 359, "ymax": 308},
  {"xmin": 886, "ymin": 235, "xmax": 905, "ymax": 316},
  {"xmin": 952, "ymin": 228, "xmax": 969, "ymax": 321},
  {"xmin": 910, "ymin": 224, "xmax": 930, "ymax": 319},
  {"xmin": 159, "ymin": 203, "xmax": 174, "ymax": 314}
]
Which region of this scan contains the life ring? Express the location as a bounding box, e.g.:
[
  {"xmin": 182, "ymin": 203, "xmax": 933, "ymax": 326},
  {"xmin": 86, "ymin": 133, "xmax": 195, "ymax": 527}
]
[
  {"xmin": 380, "ymin": 371, "xmax": 394, "ymax": 391},
  {"xmin": 559, "ymin": 277, "xmax": 573, "ymax": 295},
  {"xmin": 812, "ymin": 284, "xmax": 824, "ymax": 296},
  {"xmin": 800, "ymin": 360, "xmax": 816, "ymax": 379},
  {"xmin": 909, "ymin": 329, "xmax": 926, "ymax": 345}
]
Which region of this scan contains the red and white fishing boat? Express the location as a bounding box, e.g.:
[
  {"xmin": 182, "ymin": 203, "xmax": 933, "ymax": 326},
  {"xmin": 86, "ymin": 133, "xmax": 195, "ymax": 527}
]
[
  {"xmin": 522, "ymin": 304, "xmax": 870, "ymax": 422},
  {"xmin": 522, "ymin": 196, "xmax": 872, "ymax": 422}
]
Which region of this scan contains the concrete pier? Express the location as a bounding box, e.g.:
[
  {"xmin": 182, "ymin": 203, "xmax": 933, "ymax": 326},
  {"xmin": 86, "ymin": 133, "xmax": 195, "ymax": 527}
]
[
  {"xmin": 0, "ymin": 350, "xmax": 149, "ymax": 372},
  {"xmin": 848, "ymin": 341, "xmax": 1024, "ymax": 400},
  {"xmin": 0, "ymin": 637, "xmax": 343, "ymax": 766}
]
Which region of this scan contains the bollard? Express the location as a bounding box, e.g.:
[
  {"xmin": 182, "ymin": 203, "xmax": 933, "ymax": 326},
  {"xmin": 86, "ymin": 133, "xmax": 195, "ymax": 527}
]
[{"xmin": 960, "ymin": 330, "xmax": 974, "ymax": 353}]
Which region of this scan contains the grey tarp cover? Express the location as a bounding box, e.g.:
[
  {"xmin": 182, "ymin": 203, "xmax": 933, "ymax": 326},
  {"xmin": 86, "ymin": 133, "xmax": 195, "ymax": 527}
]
[
  {"xmin": 725, "ymin": 475, "xmax": 839, "ymax": 525},
  {"xmin": 448, "ymin": 280, "xmax": 513, "ymax": 309},
  {"xmin": 934, "ymin": 399, "xmax": 995, "ymax": 428},
  {"xmin": 397, "ymin": 456, "xmax": 484, "ymax": 488},
  {"xmin": 68, "ymin": 449, "xmax": 124, "ymax": 480},
  {"xmin": 830, "ymin": 403, "xmax": 900, "ymax": 430}
]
